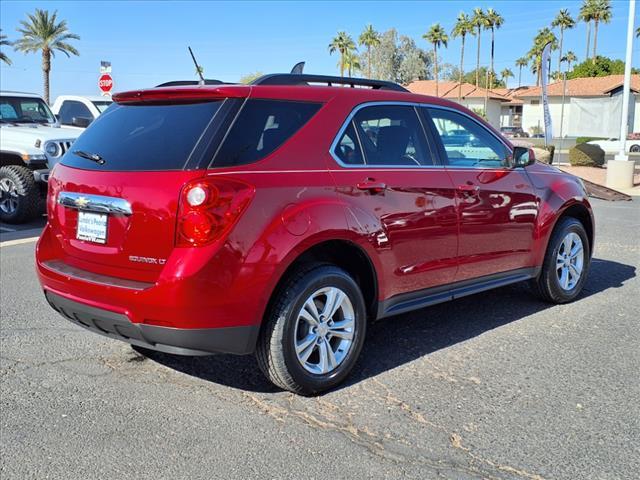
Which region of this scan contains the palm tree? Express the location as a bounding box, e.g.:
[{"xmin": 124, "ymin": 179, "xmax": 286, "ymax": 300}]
[
  {"xmin": 328, "ymin": 31, "xmax": 356, "ymax": 78},
  {"xmin": 471, "ymin": 8, "xmax": 488, "ymax": 87},
  {"xmin": 636, "ymin": 26, "xmax": 640, "ymax": 38},
  {"xmin": 579, "ymin": 0, "xmax": 595, "ymax": 62},
  {"xmin": 342, "ymin": 50, "xmax": 361, "ymax": 77},
  {"xmin": 552, "ymin": 9, "xmax": 575, "ymax": 74},
  {"xmin": 561, "ymin": 51, "xmax": 577, "ymax": 71},
  {"xmin": 500, "ymin": 68, "xmax": 514, "ymax": 87},
  {"xmin": 451, "ymin": 12, "xmax": 472, "ymax": 100},
  {"xmin": 528, "ymin": 28, "xmax": 558, "ymax": 86},
  {"xmin": 0, "ymin": 29, "xmax": 12, "ymax": 65},
  {"xmin": 515, "ymin": 57, "xmax": 528, "ymax": 87},
  {"xmin": 423, "ymin": 23, "xmax": 448, "ymax": 96},
  {"xmin": 13, "ymin": 9, "xmax": 79, "ymax": 104},
  {"xmin": 358, "ymin": 24, "xmax": 380, "ymax": 78},
  {"xmin": 485, "ymin": 8, "xmax": 504, "ymax": 93},
  {"xmin": 591, "ymin": 0, "xmax": 611, "ymax": 61}
]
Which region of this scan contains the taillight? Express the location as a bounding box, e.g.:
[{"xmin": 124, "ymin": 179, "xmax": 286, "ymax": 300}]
[{"xmin": 176, "ymin": 178, "xmax": 255, "ymax": 247}]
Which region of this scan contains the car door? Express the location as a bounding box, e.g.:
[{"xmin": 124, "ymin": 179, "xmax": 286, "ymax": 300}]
[
  {"xmin": 422, "ymin": 106, "xmax": 539, "ymax": 282},
  {"xmin": 58, "ymin": 100, "xmax": 94, "ymax": 126},
  {"xmin": 328, "ymin": 103, "xmax": 458, "ymax": 300}
]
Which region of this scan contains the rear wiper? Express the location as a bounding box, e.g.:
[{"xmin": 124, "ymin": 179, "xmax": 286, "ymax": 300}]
[{"xmin": 73, "ymin": 150, "xmax": 105, "ymax": 165}]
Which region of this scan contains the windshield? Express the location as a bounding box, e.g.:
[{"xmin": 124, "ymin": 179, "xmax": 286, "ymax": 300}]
[
  {"xmin": 0, "ymin": 96, "xmax": 56, "ymax": 124},
  {"xmin": 92, "ymin": 100, "xmax": 112, "ymax": 114}
]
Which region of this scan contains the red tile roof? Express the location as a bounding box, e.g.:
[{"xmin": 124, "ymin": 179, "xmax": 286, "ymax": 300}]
[{"xmin": 516, "ymin": 74, "xmax": 640, "ymax": 98}]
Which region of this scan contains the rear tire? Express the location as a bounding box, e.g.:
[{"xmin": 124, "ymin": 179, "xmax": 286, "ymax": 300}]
[
  {"xmin": 0, "ymin": 165, "xmax": 39, "ymax": 224},
  {"xmin": 256, "ymin": 264, "xmax": 367, "ymax": 395},
  {"xmin": 630, "ymin": 144, "xmax": 640, "ymax": 153},
  {"xmin": 532, "ymin": 217, "xmax": 590, "ymax": 303}
]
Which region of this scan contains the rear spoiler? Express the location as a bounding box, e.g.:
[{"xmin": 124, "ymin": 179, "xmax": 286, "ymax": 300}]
[{"xmin": 112, "ymin": 85, "xmax": 250, "ymax": 104}]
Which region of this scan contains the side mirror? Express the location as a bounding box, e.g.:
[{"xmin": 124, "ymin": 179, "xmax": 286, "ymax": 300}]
[
  {"xmin": 513, "ymin": 146, "xmax": 535, "ymax": 167},
  {"xmin": 71, "ymin": 116, "xmax": 92, "ymax": 128}
]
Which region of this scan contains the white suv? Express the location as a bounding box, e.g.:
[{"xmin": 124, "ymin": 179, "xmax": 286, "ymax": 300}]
[{"xmin": 0, "ymin": 91, "xmax": 80, "ymax": 223}]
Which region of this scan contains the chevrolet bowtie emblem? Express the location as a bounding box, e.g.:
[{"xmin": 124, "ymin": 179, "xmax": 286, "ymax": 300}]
[{"xmin": 75, "ymin": 196, "xmax": 89, "ymax": 208}]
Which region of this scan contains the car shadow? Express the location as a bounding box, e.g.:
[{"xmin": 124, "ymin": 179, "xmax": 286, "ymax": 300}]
[
  {"xmin": 138, "ymin": 257, "xmax": 636, "ymax": 394},
  {"xmin": 0, "ymin": 215, "xmax": 46, "ymax": 243}
]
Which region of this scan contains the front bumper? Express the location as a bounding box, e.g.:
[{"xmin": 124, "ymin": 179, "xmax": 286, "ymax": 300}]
[{"xmin": 45, "ymin": 290, "xmax": 260, "ymax": 356}]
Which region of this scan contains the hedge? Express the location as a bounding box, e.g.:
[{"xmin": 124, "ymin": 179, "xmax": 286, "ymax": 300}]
[
  {"xmin": 569, "ymin": 143, "xmax": 605, "ymax": 167},
  {"xmin": 576, "ymin": 136, "xmax": 607, "ymax": 145}
]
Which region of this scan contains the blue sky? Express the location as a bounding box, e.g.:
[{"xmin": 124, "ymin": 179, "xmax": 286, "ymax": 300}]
[{"xmin": 0, "ymin": 0, "xmax": 638, "ymax": 100}]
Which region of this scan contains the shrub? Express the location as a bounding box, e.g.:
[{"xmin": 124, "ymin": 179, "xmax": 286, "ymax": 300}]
[
  {"xmin": 576, "ymin": 136, "xmax": 606, "ymax": 145},
  {"xmin": 569, "ymin": 143, "xmax": 605, "ymax": 167},
  {"xmin": 532, "ymin": 145, "xmax": 555, "ymax": 164}
]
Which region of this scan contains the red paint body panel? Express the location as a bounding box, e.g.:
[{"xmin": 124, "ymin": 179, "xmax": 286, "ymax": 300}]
[{"xmin": 36, "ymin": 83, "xmax": 593, "ymax": 348}]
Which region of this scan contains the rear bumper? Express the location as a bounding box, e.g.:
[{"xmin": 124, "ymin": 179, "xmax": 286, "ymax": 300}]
[{"xmin": 45, "ymin": 290, "xmax": 259, "ymax": 355}]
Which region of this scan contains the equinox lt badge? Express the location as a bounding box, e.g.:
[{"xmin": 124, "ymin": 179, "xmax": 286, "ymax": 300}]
[{"xmin": 129, "ymin": 255, "xmax": 166, "ymax": 265}]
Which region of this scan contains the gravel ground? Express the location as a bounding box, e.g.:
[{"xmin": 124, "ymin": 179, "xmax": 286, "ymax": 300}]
[{"xmin": 1, "ymin": 199, "xmax": 639, "ymax": 479}]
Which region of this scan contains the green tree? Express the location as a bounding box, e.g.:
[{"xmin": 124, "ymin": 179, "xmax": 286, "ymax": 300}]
[
  {"xmin": 552, "ymin": 9, "xmax": 576, "ymax": 74},
  {"xmin": 368, "ymin": 29, "xmax": 430, "ymax": 84},
  {"xmin": 500, "ymin": 68, "xmax": 514, "ymax": 86},
  {"xmin": 328, "ymin": 31, "xmax": 356, "ymax": 78},
  {"xmin": 471, "ymin": 8, "xmax": 489, "ymax": 87},
  {"xmin": 567, "ymin": 55, "xmax": 639, "ymax": 79},
  {"xmin": 358, "ymin": 24, "xmax": 380, "ymax": 78},
  {"xmin": 636, "ymin": 26, "xmax": 640, "ymax": 38},
  {"xmin": 579, "ymin": 0, "xmax": 596, "ymax": 61},
  {"xmin": 443, "ymin": 66, "xmax": 504, "ymax": 88},
  {"xmin": 0, "ymin": 29, "xmax": 11, "ymax": 65},
  {"xmin": 238, "ymin": 71, "xmax": 264, "ymax": 84},
  {"xmin": 528, "ymin": 27, "xmax": 558, "ymax": 86},
  {"xmin": 515, "ymin": 57, "xmax": 528, "ymax": 87},
  {"xmin": 485, "ymin": 8, "xmax": 504, "ymax": 94},
  {"xmin": 13, "ymin": 9, "xmax": 80, "ymax": 104},
  {"xmin": 451, "ymin": 12, "xmax": 472, "ymax": 100},
  {"xmin": 342, "ymin": 50, "xmax": 361, "ymax": 77},
  {"xmin": 423, "ymin": 23, "xmax": 448, "ymax": 96},
  {"xmin": 590, "ymin": 0, "xmax": 611, "ymax": 61},
  {"xmin": 561, "ymin": 51, "xmax": 577, "ymax": 71}
]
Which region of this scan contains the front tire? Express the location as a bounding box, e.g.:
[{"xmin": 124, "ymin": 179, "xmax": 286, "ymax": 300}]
[
  {"xmin": 0, "ymin": 165, "xmax": 39, "ymax": 224},
  {"xmin": 256, "ymin": 265, "xmax": 367, "ymax": 395},
  {"xmin": 532, "ymin": 217, "xmax": 590, "ymax": 303}
]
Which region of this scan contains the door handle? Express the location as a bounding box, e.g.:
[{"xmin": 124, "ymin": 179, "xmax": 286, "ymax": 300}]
[
  {"xmin": 356, "ymin": 179, "xmax": 387, "ymax": 194},
  {"xmin": 457, "ymin": 184, "xmax": 480, "ymax": 196}
]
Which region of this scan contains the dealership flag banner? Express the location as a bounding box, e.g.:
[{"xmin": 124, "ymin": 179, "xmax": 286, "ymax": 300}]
[{"xmin": 541, "ymin": 42, "xmax": 553, "ymax": 145}]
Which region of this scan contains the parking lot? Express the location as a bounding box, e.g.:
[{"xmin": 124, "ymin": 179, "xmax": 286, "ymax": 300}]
[{"xmin": 1, "ymin": 198, "xmax": 638, "ymax": 479}]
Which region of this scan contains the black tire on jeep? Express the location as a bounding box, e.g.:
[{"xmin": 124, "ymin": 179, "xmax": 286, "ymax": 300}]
[
  {"xmin": 256, "ymin": 264, "xmax": 367, "ymax": 395},
  {"xmin": 0, "ymin": 165, "xmax": 39, "ymax": 224}
]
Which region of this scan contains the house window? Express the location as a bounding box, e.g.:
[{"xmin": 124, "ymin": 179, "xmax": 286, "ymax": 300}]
[{"xmin": 530, "ymin": 100, "xmax": 540, "ymax": 105}]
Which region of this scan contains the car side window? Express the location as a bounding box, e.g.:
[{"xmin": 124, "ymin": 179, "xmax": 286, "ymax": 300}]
[
  {"xmin": 426, "ymin": 108, "xmax": 510, "ymax": 168},
  {"xmin": 59, "ymin": 101, "xmax": 93, "ymax": 125},
  {"xmin": 351, "ymin": 105, "xmax": 433, "ymax": 166},
  {"xmin": 334, "ymin": 122, "xmax": 364, "ymax": 165}
]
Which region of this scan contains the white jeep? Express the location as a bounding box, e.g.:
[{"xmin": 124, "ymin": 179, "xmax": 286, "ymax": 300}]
[{"xmin": 0, "ymin": 91, "xmax": 81, "ymax": 223}]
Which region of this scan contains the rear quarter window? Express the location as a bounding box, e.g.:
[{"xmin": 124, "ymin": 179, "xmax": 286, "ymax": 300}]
[
  {"xmin": 212, "ymin": 99, "xmax": 321, "ymax": 167},
  {"xmin": 61, "ymin": 101, "xmax": 222, "ymax": 171}
]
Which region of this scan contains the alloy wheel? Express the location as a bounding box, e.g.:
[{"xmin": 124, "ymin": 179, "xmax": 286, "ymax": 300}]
[
  {"xmin": 556, "ymin": 232, "xmax": 584, "ymax": 291},
  {"xmin": 294, "ymin": 286, "xmax": 355, "ymax": 375},
  {"xmin": 0, "ymin": 177, "xmax": 19, "ymax": 215}
]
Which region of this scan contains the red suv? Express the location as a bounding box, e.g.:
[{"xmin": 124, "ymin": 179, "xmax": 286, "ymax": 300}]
[{"xmin": 36, "ymin": 74, "xmax": 593, "ymax": 394}]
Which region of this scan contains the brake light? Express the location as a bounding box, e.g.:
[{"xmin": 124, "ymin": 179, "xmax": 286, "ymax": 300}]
[{"xmin": 176, "ymin": 178, "xmax": 255, "ymax": 247}]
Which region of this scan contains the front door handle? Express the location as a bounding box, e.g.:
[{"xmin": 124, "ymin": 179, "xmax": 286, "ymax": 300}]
[
  {"xmin": 457, "ymin": 184, "xmax": 480, "ymax": 194},
  {"xmin": 356, "ymin": 179, "xmax": 387, "ymax": 194}
]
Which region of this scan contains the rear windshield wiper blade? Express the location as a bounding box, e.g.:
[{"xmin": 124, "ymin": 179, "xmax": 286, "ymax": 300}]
[{"xmin": 73, "ymin": 150, "xmax": 105, "ymax": 165}]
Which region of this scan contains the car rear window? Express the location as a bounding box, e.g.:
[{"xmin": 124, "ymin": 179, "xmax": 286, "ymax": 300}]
[
  {"xmin": 212, "ymin": 99, "xmax": 321, "ymax": 167},
  {"xmin": 60, "ymin": 101, "xmax": 222, "ymax": 171}
]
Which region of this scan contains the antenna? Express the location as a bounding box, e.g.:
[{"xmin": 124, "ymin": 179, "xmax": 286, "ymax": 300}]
[
  {"xmin": 290, "ymin": 62, "xmax": 305, "ymax": 74},
  {"xmin": 188, "ymin": 46, "xmax": 205, "ymax": 85}
]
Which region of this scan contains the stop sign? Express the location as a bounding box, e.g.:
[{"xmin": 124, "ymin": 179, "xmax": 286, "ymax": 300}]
[{"xmin": 98, "ymin": 73, "xmax": 113, "ymax": 94}]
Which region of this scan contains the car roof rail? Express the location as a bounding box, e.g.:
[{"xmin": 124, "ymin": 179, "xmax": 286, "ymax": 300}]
[
  {"xmin": 250, "ymin": 74, "xmax": 409, "ymax": 93},
  {"xmin": 155, "ymin": 79, "xmax": 227, "ymax": 87}
]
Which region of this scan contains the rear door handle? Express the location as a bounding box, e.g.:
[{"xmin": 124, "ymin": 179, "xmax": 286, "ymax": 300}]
[
  {"xmin": 356, "ymin": 180, "xmax": 387, "ymax": 193},
  {"xmin": 457, "ymin": 184, "xmax": 480, "ymax": 194}
]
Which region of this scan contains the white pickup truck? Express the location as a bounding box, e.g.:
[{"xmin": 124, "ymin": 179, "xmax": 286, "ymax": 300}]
[
  {"xmin": 51, "ymin": 95, "xmax": 112, "ymax": 129},
  {"xmin": 0, "ymin": 91, "xmax": 81, "ymax": 223}
]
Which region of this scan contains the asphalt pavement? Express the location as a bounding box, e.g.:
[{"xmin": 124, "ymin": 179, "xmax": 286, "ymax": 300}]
[{"xmin": 1, "ymin": 199, "xmax": 639, "ymax": 479}]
